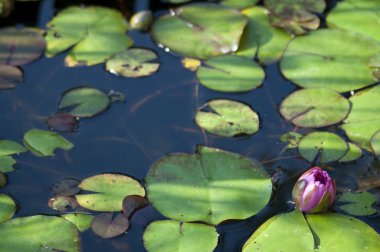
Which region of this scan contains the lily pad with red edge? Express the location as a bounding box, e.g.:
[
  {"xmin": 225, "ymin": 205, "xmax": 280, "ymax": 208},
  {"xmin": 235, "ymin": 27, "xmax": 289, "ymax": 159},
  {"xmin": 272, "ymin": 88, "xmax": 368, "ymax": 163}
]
[
  {"xmin": 47, "ymin": 113, "xmax": 79, "ymax": 132},
  {"xmin": 52, "ymin": 178, "xmax": 81, "ymax": 196},
  {"xmin": 0, "ymin": 194, "xmax": 16, "ymax": 223},
  {"xmin": 91, "ymin": 213, "xmax": 129, "ymax": 239},
  {"xmin": 122, "ymin": 195, "xmax": 148, "ymax": 218},
  {"xmin": 335, "ymin": 191, "xmax": 377, "ymax": 216},
  {"xmin": 0, "ymin": 65, "xmax": 22, "ymax": 89}
]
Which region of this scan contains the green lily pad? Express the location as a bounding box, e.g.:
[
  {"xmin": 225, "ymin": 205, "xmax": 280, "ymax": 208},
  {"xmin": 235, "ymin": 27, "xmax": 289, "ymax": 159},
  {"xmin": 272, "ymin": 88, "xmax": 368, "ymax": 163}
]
[
  {"xmin": 0, "ymin": 156, "xmax": 16, "ymax": 173},
  {"xmin": 280, "ymin": 132, "xmax": 303, "ymax": 148},
  {"xmin": 338, "ymin": 142, "xmax": 362, "ymax": 162},
  {"xmin": 151, "ymin": 3, "xmax": 247, "ymax": 59},
  {"xmin": 61, "ymin": 213, "xmax": 94, "ymax": 232},
  {"xmin": 76, "ymin": 174, "xmax": 145, "ymax": 212},
  {"xmin": 342, "ymin": 85, "xmax": 380, "ymax": 150},
  {"xmin": 335, "ymin": 192, "xmax": 377, "ymax": 216},
  {"xmin": 237, "ymin": 6, "xmax": 292, "ymax": 64},
  {"xmin": 45, "ymin": 6, "xmax": 132, "ymax": 66},
  {"xmin": 370, "ymin": 130, "xmax": 380, "ymax": 158},
  {"xmin": 23, "ymin": 129, "xmax": 73, "ymax": 157},
  {"xmin": 143, "ymin": 220, "xmax": 218, "ymax": 252},
  {"xmin": 327, "ymin": 0, "xmax": 380, "ymax": 43},
  {"xmin": 0, "ymin": 215, "xmax": 80, "ymax": 252},
  {"xmin": 0, "ymin": 139, "xmax": 27, "ymax": 156},
  {"xmin": 298, "ymin": 132, "xmax": 348, "ymax": 163},
  {"xmin": 0, "ymin": 65, "xmax": 22, "ymax": 89},
  {"xmin": 195, "ymin": 99, "xmax": 259, "ymax": 137},
  {"xmin": 106, "ymin": 48, "xmax": 160, "ymax": 78},
  {"xmin": 59, "ymin": 87, "xmax": 110, "ymax": 117},
  {"xmin": 0, "ymin": 27, "xmax": 45, "ymax": 66},
  {"xmin": 281, "ymin": 29, "xmax": 380, "ymax": 92},
  {"xmin": 129, "ymin": 11, "xmax": 153, "ymax": 31},
  {"xmin": 221, "ymin": 0, "xmax": 259, "ymax": 9},
  {"xmin": 279, "ymin": 88, "xmax": 351, "ymax": 128},
  {"xmin": 0, "ymin": 172, "xmax": 7, "ymax": 188},
  {"xmin": 196, "ymin": 55, "xmax": 265, "ymax": 92},
  {"xmin": 0, "ymin": 194, "xmax": 16, "ymax": 223},
  {"xmin": 146, "ymin": 146, "xmax": 272, "ymax": 225}
]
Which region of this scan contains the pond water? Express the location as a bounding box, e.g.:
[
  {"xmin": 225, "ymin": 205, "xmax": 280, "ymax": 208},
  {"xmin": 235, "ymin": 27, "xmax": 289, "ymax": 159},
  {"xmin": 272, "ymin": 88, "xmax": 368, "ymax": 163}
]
[{"xmin": 1, "ymin": 0, "xmax": 380, "ymax": 251}]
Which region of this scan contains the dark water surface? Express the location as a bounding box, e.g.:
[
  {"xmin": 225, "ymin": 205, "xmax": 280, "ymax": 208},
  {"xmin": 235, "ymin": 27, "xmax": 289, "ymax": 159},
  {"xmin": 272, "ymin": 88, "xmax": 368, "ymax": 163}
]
[{"xmin": 1, "ymin": 0, "xmax": 379, "ymax": 251}]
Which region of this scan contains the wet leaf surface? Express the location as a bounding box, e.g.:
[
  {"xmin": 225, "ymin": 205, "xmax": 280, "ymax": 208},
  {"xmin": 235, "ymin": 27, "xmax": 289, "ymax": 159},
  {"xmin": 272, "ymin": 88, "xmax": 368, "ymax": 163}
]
[
  {"xmin": 0, "ymin": 156, "xmax": 16, "ymax": 173},
  {"xmin": 122, "ymin": 195, "xmax": 148, "ymax": 218},
  {"xmin": 0, "ymin": 194, "xmax": 15, "ymax": 223},
  {"xmin": 338, "ymin": 142, "xmax": 362, "ymax": 163},
  {"xmin": 91, "ymin": 212, "xmax": 129, "ymax": 239},
  {"xmin": 280, "ymin": 132, "xmax": 303, "ymax": 148},
  {"xmin": 47, "ymin": 113, "xmax": 79, "ymax": 132},
  {"xmin": 0, "ymin": 139, "xmax": 27, "ymax": 156},
  {"xmin": 195, "ymin": 99, "xmax": 259, "ymax": 137},
  {"xmin": 48, "ymin": 196, "xmax": 79, "ymax": 211},
  {"xmin": 335, "ymin": 191, "xmax": 377, "ymax": 216},
  {"xmin": 146, "ymin": 146, "xmax": 272, "ymax": 225},
  {"xmin": 370, "ymin": 130, "xmax": 380, "ymax": 158},
  {"xmin": 62, "ymin": 213, "xmax": 94, "ymax": 232},
  {"xmin": 0, "ymin": 65, "xmax": 22, "ymax": 89},
  {"xmin": 221, "ymin": 0, "xmax": 259, "ymax": 9},
  {"xmin": 196, "ymin": 55, "xmax": 264, "ymax": 92},
  {"xmin": 130, "ymin": 11, "xmax": 153, "ymax": 31},
  {"xmin": 52, "ymin": 178, "xmax": 81, "ymax": 196},
  {"xmin": 143, "ymin": 220, "xmax": 218, "ymax": 252}
]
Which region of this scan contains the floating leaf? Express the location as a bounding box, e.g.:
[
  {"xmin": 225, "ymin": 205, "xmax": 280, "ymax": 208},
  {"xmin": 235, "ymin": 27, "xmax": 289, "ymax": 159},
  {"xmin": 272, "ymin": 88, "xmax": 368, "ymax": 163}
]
[
  {"xmin": 52, "ymin": 178, "xmax": 81, "ymax": 196},
  {"xmin": 342, "ymin": 85, "xmax": 380, "ymax": 150},
  {"xmin": 281, "ymin": 29, "xmax": 380, "ymax": 92},
  {"xmin": 0, "ymin": 172, "xmax": 6, "ymax": 187},
  {"xmin": 221, "ymin": 0, "xmax": 259, "ymax": 9},
  {"xmin": 0, "ymin": 215, "xmax": 80, "ymax": 251},
  {"xmin": 143, "ymin": 220, "xmax": 218, "ymax": 252},
  {"xmin": 130, "ymin": 11, "xmax": 153, "ymax": 31},
  {"xmin": 0, "ymin": 27, "xmax": 45, "ymax": 66},
  {"xmin": 106, "ymin": 48, "xmax": 160, "ymax": 78},
  {"xmin": 195, "ymin": 99, "xmax": 259, "ymax": 137},
  {"xmin": 279, "ymin": 88, "xmax": 350, "ymax": 128},
  {"xmin": 61, "ymin": 213, "xmax": 94, "ymax": 232},
  {"xmin": 339, "ymin": 143, "xmax": 362, "ymax": 162},
  {"xmin": 0, "ymin": 194, "xmax": 16, "ymax": 223},
  {"xmin": 0, "ymin": 156, "xmax": 16, "ymax": 173},
  {"xmin": 0, "ymin": 139, "xmax": 27, "ymax": 157},
  {"xmin": 76, "ymin": 174, "xmax": 145, "ymax": 212},
  {"xmin": 151, "ymin": 3, "xmax": 247, "ymax": 59},
  {"xmin": 91, "ymin": 213, "xmax": 129, "ymax": 238},
  {"xmin": 280, "ymin": 132, "xmax": 303, "ymax": 148},
  {"xmin": 146, "ymin": 146, "xmax": 272, "ymax": 225},
  {"xmin": 181, "ymin": 57, "xmax": 201, "ymax": 71},
  {"xmin": 23, "ymin": 129, "xmax": 73, "ymax": 157},
  {"xmin": 335, "ymin": 192, "xmax": 377, "ymax": 216},
  {"xmin": 47, "ymin": 113, "xmax": 79, "ymax": 132},
  {"xmin": 370, "ymin": 130, "xmax": 380, "ymax": 158},
  {"xmin": 122, "ymin": 195, "xmax": 148, "ymax": 218},
  {"xmin": 48, "ymin": 196, "xmax": 79, "ymax": 211},
  {"xmin": 237, "ymin": 6, "xmax": 292, "ymax": 64},
  {"xmin": 59, "ymin": 87, "xmax": 110, "ymax": 118},
  {"xmin": 0, "ymin": 65, "xmax": 22, "ymax": 89},
  {"xmin": 45, "ymin": 6, "xmax": 132, "ymax": 66},
  {"xmin": 298, "ymin": 132, "xmax": 348, "ymax": 163},
  {"xmin": 196, "ymin": 55, "xmax": 264, "ymax": 92}
]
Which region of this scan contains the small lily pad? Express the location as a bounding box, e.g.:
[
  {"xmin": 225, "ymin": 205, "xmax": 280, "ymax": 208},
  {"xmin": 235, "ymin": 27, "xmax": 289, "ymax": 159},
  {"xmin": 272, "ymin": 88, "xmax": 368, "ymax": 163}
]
[
  {"xmin": 47, "ymin": 113, "xmax": 79, "ymax": 132},
  {"xmin": 338, "ymin": 142, "xmax": 362, "ymax": 162},
  {"xmin": 0, "ymin": 156, "xmax": 16, "ymax": 173},
  {"xmin": 61, "ymin": 213, "xmax": 94, "ymax": 232},
  {"xmin": 279, "ymin": 88, "xmax": 351, "ymax": 128},
  {"xmin": 0, "ymin": 65, "xmax": 22, "ymax": 89},
  {"xmin": 0, "ymin": 194, "xmax": 16, "ymax": 223},
  {"xmin": 23, "ymin": 129, "xmax": 73, "ymax": 157},
  {"xmin": 195, "ymin": 99, "xmax": 259, "ymax": 137},
  {"xmin": 122, "ymin": 195, "xmax": 148, "ymax": 218},
  {"xmin": 48, "ymin": 196, "xmax": 79, "ymax": 211},
  {"xmin": 143, "ymin": 220, "xmax": 218, "ymax": 252},
  {"xmin": 280, "ymin": 132, "xmax": 303, "ymax": 148},
  {"xmin": 181, "ymin": 57, "xmax": 201, "ymax": 71},
  {"xmin": 91, "ymin": 213, "xmax": 129, "ymax": 239},
  {"xmin": 76, "ymin": 174, "xmax": 145, "ymax": 212},
  {"xmin": 298, "ymin": 132, "xmax": 348, "ymax": 163},
  {"xmin": 59, "ymin": 87, "xmax": 110, "ymax": 118},
  {"xmin": 0, "ymin": 140, "xmax": 27, "ymax": 156},
  {"xmin": 196, "ymin": 55, "xmax": 265, "ymax": 92},
  {"xmin": 221, "ymin": 0, "xmax": 259, "ymax": 9},
  {"xmin": 335, "ymin": 191, "xmax": 377, "ymax": 216},
  {"xmin": 52, "ymin": 178, "xmax": 81, "ymax": 196},
  {"xmin": 129, "ymin": 11, "xmax": 153, "ymax": 31},
  {"xmin": 106, "ymin": 48, "xmax": 160, "ymax": 78},
  {"xmin": 370, "ymin": 130, "xmax": 380, "ymax": 158}
]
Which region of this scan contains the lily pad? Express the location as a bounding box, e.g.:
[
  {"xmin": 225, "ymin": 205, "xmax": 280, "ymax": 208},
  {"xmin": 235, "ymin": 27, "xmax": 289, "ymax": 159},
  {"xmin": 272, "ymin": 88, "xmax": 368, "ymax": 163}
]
[
  {"xmin": 0, "ymin": 156, "xmax": 16, "ymax": 173},
  {"xmin": 281, "ymin": 29, "xmax": 380, "ymax": 92},
  {"xmin": 48, "ymin": 196, "xmax": 79, "ymax": 211},
  {"xmin": 327, "ymin": 0, "xmax": 380, "ymax": 43},
  {"xmin": 0, "ymin": 215, "xmax": 80, "ymax": 251},
  {"xmin": 298, "ymin": 132, "xmax": 348, "ymax": 163},
  {"xmin": 61, "ymin": 213, "xmax": 94, "ymax": 232},
  {"xmin": 0, "ymin": 172, "xmax": 6, "ymax": 187},
  {"xmin": 23, "ymin": 129, "xmax": 73, "ymax": 157},
  {"xmin": 106, "ymin": 48, "xmax": 160, "ymax": 78},
  {"xmin": 122, "ymin": 195, "xmax": 148, "ymax": 218},
  {"xmin": 338, "ymin": 142, "xmax": 362, "ymax": 162},
  {"xmin": 335, "ymin": 191, "xmax": 377, "ymax": 216},
  {"xmin": 0, "ymin": 139, "xmax": 27, "ymax": 156},
  {"xmin": 195, "ymin": 99, "xmax": 259, "ymax": 137},
  {"xmin": 129, "ymin": 11, "xmax": 153, "ymax": 31},
  {"xmin": 196, "ymin": 55, "xmax": 265, "ymax": 92},
  {"xmin": 370, "ymin": 130, "xmax": 380, "ymax": 158},
  {"xmin": 221, "ymin": 0, "xmax": 259, "ymax": 9},
  {"xmin": 0, "ymin": 27, "xmax": 45, "ymax": 66},
  {"xmin": 47, "ymin": 113, "xmax": 79, "ymax": 132},
  {"xmin": 342, "ymin": 85, "xmax": 380, "ymax": 150},
  {"xmin": 59, "ymin": 87, "xmax": 110, "ymax": 118},
  {"xmin": 237, "ymin": 6, "xmax": 292, "ymax": 64},
  {"xmin": 45, "ymin": 6, "xmax": 132, "ymax": 66},
  {"xmin": 91, "ymin": 213, "xmax": 129, "ymax": 238},
  {"xmin": 279, "ymin": 88, "xmax": 350, "ymax": 128},
  {"xmin": 151, "ymin": 3, "xmax": 247, "ymax": 59},
  {"xmin": 145, "ymin": 146, "xmax": 272, "ymax": 225},
  {"xmin": 76, "ymin": 174, "xmax": 145, "ymax": 212},
  {"xmin": 280, "ymin": 132, "xmax": 303, "ymax": 148},
  {"xmin": 52, "ymin": 178, "xmax": 81, "ymax": 196},
  {"xmin": 143, "ymin": 220, "xmax": 218, "ymax": 252},
  {"xmin": 0, "ymin": 65, "xmax": 22, "ymax": 89},
  {"xmin": 0, "ymin": 194, "xmax": 16, "ymax": 223}
]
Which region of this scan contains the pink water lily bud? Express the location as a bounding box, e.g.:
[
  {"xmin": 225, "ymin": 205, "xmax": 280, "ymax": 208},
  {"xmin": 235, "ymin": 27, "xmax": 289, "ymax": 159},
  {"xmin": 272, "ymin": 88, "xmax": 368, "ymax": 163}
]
[{"xmin": 292, "ymin": 167, "xmax": 336, "ymax": 213}]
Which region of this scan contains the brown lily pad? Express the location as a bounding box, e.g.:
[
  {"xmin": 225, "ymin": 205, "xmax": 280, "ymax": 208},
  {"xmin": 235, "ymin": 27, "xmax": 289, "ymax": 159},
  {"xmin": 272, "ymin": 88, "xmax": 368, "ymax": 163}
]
[
  {"xmin": 48, "ymin": 113, "xmax": 79, "ymax": 132},
  {"xmin": 91, "ymin": 212, "xmax": 129, "ymax": 238},
  {"xmin": 48, "ymin": 196, "xmax": 79, "ymax": 211},
  {"xmin": 0, "ymin": 65, "xmax": 22, "ymax": 89},
  {"xmin": 52, "ymin": 178, "xmax": 81, "ymax": 196},
  {"xmin": 122, "ymin": 195, "xmax": 148, "ymax": 218}
]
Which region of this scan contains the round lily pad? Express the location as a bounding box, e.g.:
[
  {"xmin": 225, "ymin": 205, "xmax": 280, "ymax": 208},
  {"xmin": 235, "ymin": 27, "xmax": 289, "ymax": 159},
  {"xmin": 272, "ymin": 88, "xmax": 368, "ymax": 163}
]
[
  {"xmin": 335, "ymin": 191, "xmax": 377, "ymax": 216},
  {"xmin": 281, "ymin": 29, "xmax": 380, "ymax": 92},
  {"xmin": 59, "ymin": 87, "xmax": 110, "ymax": 118},
  {"xmin": 106, "ymin": 48, "xmax": 160, "ymax": 78},
  {"xmin": 0, "ymin": 139, "xmax": 27, "ymax": 157},
  {"xmin": 145, "ymin": 146, "xmax": 272, "ymax": 225},
  {"xmin": 151, "ymin": 3, "xmax": 247, "ymax": 59},
  {"xmin": 143, "ymin": 220, "xmax": 218, "ymax": 252},
  {"xmin": 370, "ymin": 130, "xmax": 380, "ymax": 158},
  {"xmin": 0, "ymin": 65, "xmax": 22, "ymax": 90},
  {"xmin": 298, "ymin": 132, "xmax": 348, "ymax": 163},
  {"xmin": 196, "ymin": 55, "xmax": 264, "ymax": 92},
  {"xmin": 338, "ymin": 142, "xmax": 362, "ymax": 163},
  {"xmin": 0, "ymin": 194, "xmax": 16, "ymax": 223},
  {"xmin": 122, "ymin": 195, "xmax": 148, "ymax": 218},
  {"xmin": 61, "ymin": 213, "xmax": 94, "ymax": 232},
  {"xmin": 0, "ymin": 156, "xmax": 16, "ymax": 173},
  {"xmin": 45, "ymin": 6, "xmax": 132, "ymax": 66},
  {"xmin": 342, "ymin": 85, "xmax": 380, "ymax": 150},
  {"xmin": 91, "ymin": 213, "xmax": 129, "ymax": 238},
  {"xmin": 76, "ymin": 174, "xmax": 145, "ymax": 212},
  {"xmin": 195, "ymin": 99, "xmax": 259, "ymax": 137},
  {"xmin": 279, "ymin": 88, "xmax": 351, "ymax": 128},
  {"xmin": 221, "ymin": 0, "xmax": 259, "ymax": 9}
]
